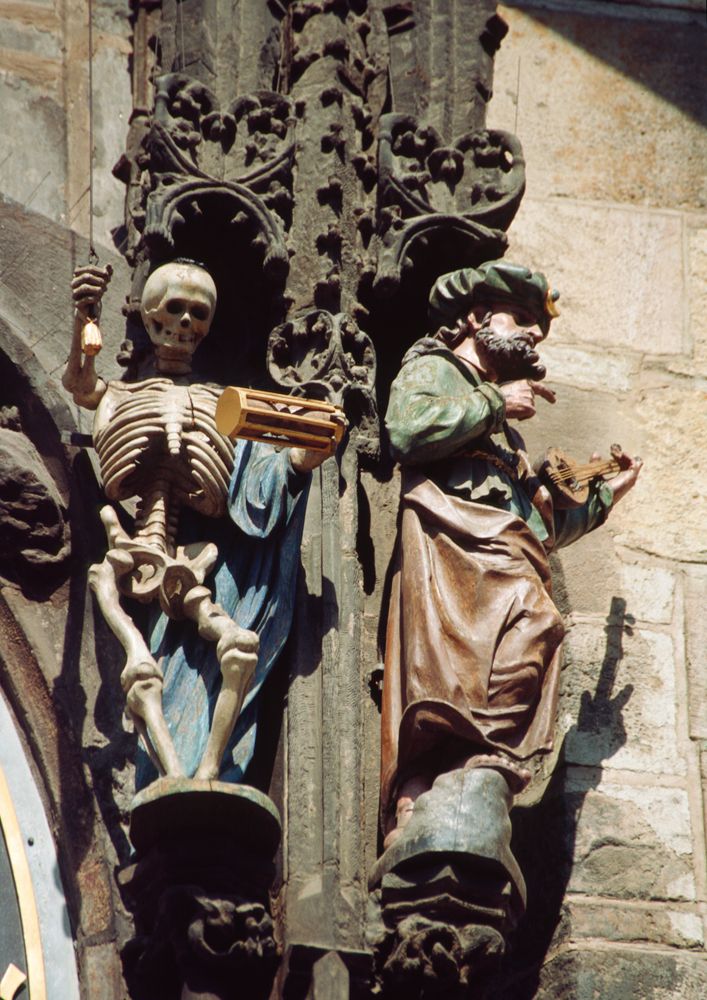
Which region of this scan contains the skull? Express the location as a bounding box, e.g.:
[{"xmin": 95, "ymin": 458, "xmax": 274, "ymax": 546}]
[{"xmin": 140, "ymin": 262, "xmax": 217, "ymax": 373}]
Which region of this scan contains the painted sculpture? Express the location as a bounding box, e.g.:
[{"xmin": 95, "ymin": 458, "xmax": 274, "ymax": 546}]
[
  {"xmin": 62, "ymin": 260, "xmax": 334, "ymax": 787},
  {"xmin": 372, "ymin": 262, "xmax": 642, "ymax": 976}
]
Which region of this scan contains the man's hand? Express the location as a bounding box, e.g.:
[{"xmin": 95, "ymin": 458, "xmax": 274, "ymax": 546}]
[
  {"xmin": 71, "ymin": 264, "xmax": 113, "ymax": 320},
  {"xmin": 499, "ymin": 379, "xmax": 556, "ymax": 420},
  {"xmin": 604, "ymin": 447, "xmax": 643, "ymax": 505}
]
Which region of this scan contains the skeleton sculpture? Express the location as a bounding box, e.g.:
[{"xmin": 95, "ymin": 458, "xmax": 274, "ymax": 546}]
[{"xmin": 63, "ymin": 261, "xmax": 323, "ymax": 781}]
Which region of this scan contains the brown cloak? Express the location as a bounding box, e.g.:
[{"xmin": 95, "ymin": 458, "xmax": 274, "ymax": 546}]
[{"xmin": 380, "ymin": 471, "xmax": 565, "ymax": 826}]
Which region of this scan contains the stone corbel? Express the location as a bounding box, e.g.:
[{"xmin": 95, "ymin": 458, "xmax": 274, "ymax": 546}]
[
  {"xmin": 368, "ymin": 768, "xmax": 527, "ymax": 999},
  {"xmin": 119, "ymin": 781, "xmax": 282, "ymax": 1000}
]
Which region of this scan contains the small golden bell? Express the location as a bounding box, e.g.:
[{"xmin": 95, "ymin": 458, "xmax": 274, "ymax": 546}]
[{"xmin": 80, "ymin": 319, "xmax": 103, "ymax": 356}]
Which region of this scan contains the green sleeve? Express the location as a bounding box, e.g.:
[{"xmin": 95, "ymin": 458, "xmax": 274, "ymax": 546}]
[
  {"xmin": 385, "ymin": 352, "xmax": 506, "ymax": 465},
  {"xmin": 553, "ymin": 480, "xmax": 614, "ymax": 549}
]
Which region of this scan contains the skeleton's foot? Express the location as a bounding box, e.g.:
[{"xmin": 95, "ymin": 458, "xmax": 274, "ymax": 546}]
[{"xmin": 122, "ymin": 661, "xmax": 184, "ymax": 778}]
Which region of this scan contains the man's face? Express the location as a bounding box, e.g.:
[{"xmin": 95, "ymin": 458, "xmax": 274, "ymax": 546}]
[{"xmin": 465, "ymin": 302, "xmax": 547, "ymax": 381}]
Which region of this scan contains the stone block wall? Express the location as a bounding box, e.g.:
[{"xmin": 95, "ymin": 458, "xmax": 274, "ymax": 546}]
[
  {"xmin": 487, "ymin": 1, "xmax": 707, "ymax": 994},
  {"xmin": 0, "ymin": 1, "xmax": 705, "ymax": 997},
  {"xmin": 0, "ymin": 0, "xmax": 132, "ymax": 243}
]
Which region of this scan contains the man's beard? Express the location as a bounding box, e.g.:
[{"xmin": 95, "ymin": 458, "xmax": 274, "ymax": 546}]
[{"xmin": 475, "ymin": 326, "xmax": 546, "ymax": 381}]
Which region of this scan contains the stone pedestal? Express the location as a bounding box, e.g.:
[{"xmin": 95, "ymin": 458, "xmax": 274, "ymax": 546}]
[
  {"xmin": 118, "ymin": 779, "xmax": 281, "ymax": 1000},
  {"xmin": 368, "ymin": 768, "xmax": 525, "ymax": 999}
]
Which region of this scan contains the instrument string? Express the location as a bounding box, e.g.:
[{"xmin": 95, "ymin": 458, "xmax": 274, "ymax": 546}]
[{"xmin": 549, "ymin": 460, "xmax": 619, "ymax": 485}]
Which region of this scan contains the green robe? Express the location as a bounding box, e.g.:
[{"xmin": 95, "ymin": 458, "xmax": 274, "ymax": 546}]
[{"xmin": 386, "ymin": 347, "xmax": 612, "ymax": 549}]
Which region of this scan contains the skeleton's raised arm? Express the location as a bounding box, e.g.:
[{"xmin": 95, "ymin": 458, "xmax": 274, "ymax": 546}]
[{"xmin": 62, "ymin": 264, "xmax": 113, "ymax": 410}]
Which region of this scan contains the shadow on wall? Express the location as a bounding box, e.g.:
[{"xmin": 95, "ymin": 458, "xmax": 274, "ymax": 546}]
[
  {"xmin": 502, "ymin": 0, "xmax": 706, "ymax": 127},
  {"xmin": 498, "ymin": 595, "xmax": 635, "ymax": 998}
]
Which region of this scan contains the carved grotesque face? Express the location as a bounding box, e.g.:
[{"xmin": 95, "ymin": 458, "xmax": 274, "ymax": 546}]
[{"xmin": 140, "ymin": 262, "xmax": 217, "ymax": 372}]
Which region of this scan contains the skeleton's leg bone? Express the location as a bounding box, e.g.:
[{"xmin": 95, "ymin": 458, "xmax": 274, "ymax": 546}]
[
  {"xmin": 89, "ymin": 555, "xmax": 184, "ymax": 777},
  {"xmin": 90, "ymin": 554, "xmax": 152, "ymax": 666},
  {"xmin": 182, "ymin": 586, "xmax": 259, "ymax": 781},
  {"xmin": 129, "ymin": 713, "xmax": 165, "ymax": 777},
  {"xmin": 123, "ymin": 669, "xmax": 184, "ymax": 779}
]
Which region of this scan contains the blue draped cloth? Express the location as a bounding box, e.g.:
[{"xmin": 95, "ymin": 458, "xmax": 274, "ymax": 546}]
[{"xmin": 135, "ymin": 440, "xmax": 309, "ymax": 789}]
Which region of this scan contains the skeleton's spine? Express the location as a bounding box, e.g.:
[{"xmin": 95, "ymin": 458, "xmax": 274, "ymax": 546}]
[{"xmin": 134, "ymin": 480, "xmax": 175, "ymax": 555}]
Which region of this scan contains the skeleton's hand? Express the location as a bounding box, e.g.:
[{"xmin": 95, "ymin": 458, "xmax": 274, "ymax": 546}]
[
  {"xmin": 290, "ymin": 409, "xmax": 349, "ymax": 472},
  {"xmin": 289, "ymin": 447, "xmax": 328, "ymax": 473},
  {"xmin": 289, "ymin": 409, "xmax": 348, "ymax": 473},
  {"xmin": 71, "ymin": 264, "xmax": 113, "ymax": 321}
]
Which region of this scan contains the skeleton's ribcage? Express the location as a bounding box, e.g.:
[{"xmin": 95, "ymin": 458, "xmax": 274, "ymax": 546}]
[{"xmin": 93, "ymin": 381, "xmax": 235, "ymax": 519}]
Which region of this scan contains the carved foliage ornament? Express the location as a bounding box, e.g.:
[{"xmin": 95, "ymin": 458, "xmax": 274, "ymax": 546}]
[
  {"xmin": 115, "ymin": 74, "xmax": 295, "ymax": 274},
  {"xmin": 267, "ymin": 310, "xmax": 378, "ymax": 458},
  {"xmin": 374, "ymin": 113, "xmax": 525, "ymax": 294},
  {"xmin": 375, "ymin": 914, "xmax": 505, "ymax": 1000}
]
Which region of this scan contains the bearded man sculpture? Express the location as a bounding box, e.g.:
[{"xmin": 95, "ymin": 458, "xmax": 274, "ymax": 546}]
[
  {"xmin": 377, "ymin": 261, "xmax": 642, "ymax": 873},
  {"xmin": 63, "ymin": 261, "xmax": 326, "ymax": 789}
]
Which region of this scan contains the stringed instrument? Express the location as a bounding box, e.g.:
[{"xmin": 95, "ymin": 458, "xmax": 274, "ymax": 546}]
[{"xmin": 536, "ymin": 444, "xmax": 622, "ymax": 509}]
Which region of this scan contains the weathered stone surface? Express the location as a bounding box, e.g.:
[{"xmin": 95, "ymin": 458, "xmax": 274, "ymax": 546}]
[
  {"xmin": 0, "ymin": 0, "xmax": 131, "ymax": 240},
  {"xmin": 82, "ymin": 941, "xmax": 126, "ymax": 1000},
  {"xmin": 609, "ymin": 379, "xmax": 707, "ymax": 563},
  {"xmin": 618, "ymin": 560, "xmax": 675, "ymax": 625},
  {"xmin": 530, "ymin": 946, "xmax": 707, "ymax": 1000},
  {"xmin": 503, "ymin": 197, "xmax": 686, "ymax": 357},
  {"xmin": 559, "ymin": 621, "xmax": 682, "ymax": 776},
  {"xmin": 0, "ymin": 196, "xmax": 131, "ymax": 387},
  {"xmin": 567, "ymin": 781, "xmax": 695, "ymax": 902},
  {"xmin": 534, "ymin": 340, "xmax": 640, "ymax": 392},
  {"xmin": 489, "ymin": 4, "xmax": 707, "ymax": 211},
  {"xmin": 561, "ymin": 896, "xmax": 704, "ymax": 950},
  {"xmin": 688, "ymin": 222, "xmax": 707, "ymax": 374},
  {"xmin": 684, "ymin": 568, "xmax": 707, "ymax": 740}
]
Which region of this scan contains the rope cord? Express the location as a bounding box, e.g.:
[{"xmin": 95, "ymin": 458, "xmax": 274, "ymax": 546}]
[
  {"xmin": 179, "ymin": 0, "xmax": 186, "ymax": 71},
  {"xmin": 87, "ymin": 0, "xmax": 97, "ymax": 264}
]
